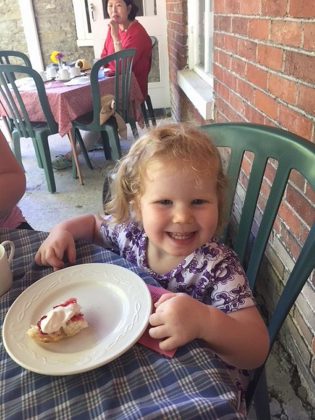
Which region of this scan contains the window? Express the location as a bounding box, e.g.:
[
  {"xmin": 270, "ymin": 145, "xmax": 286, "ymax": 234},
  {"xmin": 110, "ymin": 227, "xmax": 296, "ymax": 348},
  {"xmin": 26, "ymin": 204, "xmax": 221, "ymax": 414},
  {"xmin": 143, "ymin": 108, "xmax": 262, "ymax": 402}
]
[
  {"xmin": 72, "ymin": 0, "xmax": 93, "ymax": 47},
  {"xmin": 188, "ymin": 0, "xmax": 213, "ymax": 87},
  {"xmin": 177, "ymin": 0, "xmax": 214, "ymax": 120}
]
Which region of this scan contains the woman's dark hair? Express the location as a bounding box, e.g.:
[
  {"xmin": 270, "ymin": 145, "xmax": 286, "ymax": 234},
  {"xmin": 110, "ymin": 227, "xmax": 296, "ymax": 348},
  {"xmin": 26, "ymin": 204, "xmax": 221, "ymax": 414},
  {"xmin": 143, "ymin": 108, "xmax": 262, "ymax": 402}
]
[{"xmin": 104, "ymin": 0, "xmax": 139, "ymax": 21}]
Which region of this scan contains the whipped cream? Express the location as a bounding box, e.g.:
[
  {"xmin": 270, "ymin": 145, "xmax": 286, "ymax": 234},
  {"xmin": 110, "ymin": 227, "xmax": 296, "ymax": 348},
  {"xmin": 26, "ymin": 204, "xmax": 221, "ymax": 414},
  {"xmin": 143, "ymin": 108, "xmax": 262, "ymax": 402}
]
[{"xmin": 40, "ymin": 302, "xmax": 81, "ymax": 334}]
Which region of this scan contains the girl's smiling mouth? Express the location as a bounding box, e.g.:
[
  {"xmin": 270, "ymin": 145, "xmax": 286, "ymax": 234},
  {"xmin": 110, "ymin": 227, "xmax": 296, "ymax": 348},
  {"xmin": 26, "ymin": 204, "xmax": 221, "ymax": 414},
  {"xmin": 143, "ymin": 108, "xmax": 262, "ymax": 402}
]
[{"xmin": 167, "ymin": 232, "xmax": 196, "ymax": 240}]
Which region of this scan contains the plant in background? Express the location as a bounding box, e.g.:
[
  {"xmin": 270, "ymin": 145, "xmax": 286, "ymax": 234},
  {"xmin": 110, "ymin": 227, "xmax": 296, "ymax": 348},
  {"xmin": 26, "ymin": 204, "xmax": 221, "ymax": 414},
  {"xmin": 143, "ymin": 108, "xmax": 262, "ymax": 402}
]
[{"xmin": 50, "ymin": 51, "xmax": 64, "ymax": 68}]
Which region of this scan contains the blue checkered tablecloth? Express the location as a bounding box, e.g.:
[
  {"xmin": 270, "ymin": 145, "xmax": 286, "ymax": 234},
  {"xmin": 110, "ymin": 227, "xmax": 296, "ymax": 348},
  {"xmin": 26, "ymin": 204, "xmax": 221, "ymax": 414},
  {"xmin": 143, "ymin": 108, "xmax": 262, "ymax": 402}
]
[{"xmin": 0, "ymin": 228, "xmax": 247, "ymax": 419}]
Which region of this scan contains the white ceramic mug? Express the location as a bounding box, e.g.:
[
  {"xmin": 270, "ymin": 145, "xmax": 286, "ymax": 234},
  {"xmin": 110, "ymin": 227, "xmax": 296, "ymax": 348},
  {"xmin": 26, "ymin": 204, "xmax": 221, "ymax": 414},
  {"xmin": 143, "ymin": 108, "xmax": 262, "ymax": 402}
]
[
  {"xmin": 70, "ymin": 66, "xmax": 80, "ymax": 78},
  {"xmin": 0, "ymin": 241, "xmax": 15, "ymax": 296},
  {"xmin": 39, "ymin": 70, "xmax": 47, "ymax": 81},
  {"xmin": 58, "ymin": 68, "xmax": 70, "ymax": 81},
  {"xmin": 46, "ymin": 66, "xmax": 57, "ymax": 79}
]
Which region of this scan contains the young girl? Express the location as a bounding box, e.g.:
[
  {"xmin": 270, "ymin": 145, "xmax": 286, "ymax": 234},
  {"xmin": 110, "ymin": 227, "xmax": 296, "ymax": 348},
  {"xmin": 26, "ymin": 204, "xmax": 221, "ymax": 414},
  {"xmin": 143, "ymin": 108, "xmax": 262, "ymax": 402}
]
[{"xmin": 35, "ymin": 123, "xmax": 269, "ymax": 370}]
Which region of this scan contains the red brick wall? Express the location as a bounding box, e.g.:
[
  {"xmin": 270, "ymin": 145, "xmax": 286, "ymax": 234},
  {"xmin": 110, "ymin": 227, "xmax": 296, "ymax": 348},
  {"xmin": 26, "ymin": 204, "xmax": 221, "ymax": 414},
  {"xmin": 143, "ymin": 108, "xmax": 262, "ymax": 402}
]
[
  {"xmin": 166, "ymin": 0, "xmax": 315, "ymax": 403},
  {"xmin": 214, "ymin": 0, "xmax": 315, "ymax": 141},
  {"xmin": 213, "ymin": 8, "xmax": 315, "ymax": 399}
]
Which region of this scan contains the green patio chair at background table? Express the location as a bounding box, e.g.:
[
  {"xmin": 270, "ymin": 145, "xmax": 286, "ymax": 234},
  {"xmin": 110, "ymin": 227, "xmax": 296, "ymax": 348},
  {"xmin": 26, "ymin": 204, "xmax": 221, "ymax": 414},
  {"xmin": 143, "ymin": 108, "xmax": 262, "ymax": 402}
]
[
  {"xmin": 200, "ymin": 123, "xmax": 315, "ymax": 419},
  {"xmin": 0, "ymin": 50, "xmax": 32, "ymax": 138},
  {"xmin": 0, "ymin": 50, "xmax": 32, "ymax": 75},
  {"xmin": 72, "ymin": 48, "xmax": 137, "ymax": 171},
  {"xmin": 0, "ymin": 63, "xmax": 58, "ymax": 193},
  {"xmin": 141, "ymin": 36, "xmax": 157, "ymax": 128},
  {"xmin": 0, "ymin": 63, "xmax": 94, "ymax": 192}
]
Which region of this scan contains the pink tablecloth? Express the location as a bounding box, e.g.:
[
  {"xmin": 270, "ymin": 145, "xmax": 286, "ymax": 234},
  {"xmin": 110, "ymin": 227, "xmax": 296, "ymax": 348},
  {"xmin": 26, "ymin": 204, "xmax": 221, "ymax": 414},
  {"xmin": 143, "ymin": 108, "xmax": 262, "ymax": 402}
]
[{"xmin": 2, "ymin": 75, "xmax": 144, "ymax": 137}]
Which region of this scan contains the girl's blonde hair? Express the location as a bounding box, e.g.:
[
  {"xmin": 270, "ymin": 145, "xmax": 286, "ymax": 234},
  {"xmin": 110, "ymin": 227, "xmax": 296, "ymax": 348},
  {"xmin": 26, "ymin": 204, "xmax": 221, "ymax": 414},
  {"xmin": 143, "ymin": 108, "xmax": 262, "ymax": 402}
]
[{"xmin": 105, "ymin": 123, "xmax": 228, "ymax": 233}]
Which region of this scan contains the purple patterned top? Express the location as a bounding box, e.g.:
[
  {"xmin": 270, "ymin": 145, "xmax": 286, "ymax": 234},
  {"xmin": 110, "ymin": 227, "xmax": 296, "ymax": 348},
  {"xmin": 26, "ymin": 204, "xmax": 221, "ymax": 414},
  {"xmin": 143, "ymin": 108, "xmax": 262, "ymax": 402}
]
[{"xmin": 100, "ymin": 216, "xmax": 254, "ymax": 313}]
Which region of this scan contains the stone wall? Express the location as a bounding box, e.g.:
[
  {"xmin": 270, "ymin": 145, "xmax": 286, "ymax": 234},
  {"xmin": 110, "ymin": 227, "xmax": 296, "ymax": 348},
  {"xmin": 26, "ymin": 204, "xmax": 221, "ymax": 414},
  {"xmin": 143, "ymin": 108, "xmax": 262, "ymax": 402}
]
[
  {"xmin": 0, "ymin": 0, "xmax": 94, "ymax": 68},
  {"xmin": 0, "ymin": 0, "xmax": 27, "ymax": 53},
  {"xmin": 32, "ymin": 0, "xmax": 94, "ymax": 67}
]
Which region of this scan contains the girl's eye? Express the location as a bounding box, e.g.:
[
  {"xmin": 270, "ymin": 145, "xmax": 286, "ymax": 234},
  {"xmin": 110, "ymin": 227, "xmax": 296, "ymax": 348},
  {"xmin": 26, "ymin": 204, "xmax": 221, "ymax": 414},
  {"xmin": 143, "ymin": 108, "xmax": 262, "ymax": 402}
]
[
  {"xmin": 158, "ymin": 199, "xmax": 172, "ymax": 206},
  {"xmin": 192, "ymin": 199, "xmax": 207, "ymax": 205}
]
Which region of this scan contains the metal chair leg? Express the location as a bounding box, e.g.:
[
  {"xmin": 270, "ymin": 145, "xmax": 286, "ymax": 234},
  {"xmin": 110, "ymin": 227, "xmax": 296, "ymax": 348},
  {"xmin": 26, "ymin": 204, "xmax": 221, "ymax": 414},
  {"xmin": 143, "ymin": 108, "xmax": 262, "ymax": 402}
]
[
  {"xmin": 129, "ymin": 120, "xmax": 139, "ymax": 139},
  {"xmin": 141, "ymin": 102, "xmax": 150, "ymax": 128},
  {"xmin": 34, "ymin": 134, "xmax": 56, "ymax": 193},
  {"xmin": 74, "ymin": 129, "xmax": 93, "ymax": 169},
  {"xmin": 145, "ymin": 94, "xmax": 156, "ymax": 126},
  {"xmin": 100, "ymin": 131, "xmax": 112, "ymax": 160}
]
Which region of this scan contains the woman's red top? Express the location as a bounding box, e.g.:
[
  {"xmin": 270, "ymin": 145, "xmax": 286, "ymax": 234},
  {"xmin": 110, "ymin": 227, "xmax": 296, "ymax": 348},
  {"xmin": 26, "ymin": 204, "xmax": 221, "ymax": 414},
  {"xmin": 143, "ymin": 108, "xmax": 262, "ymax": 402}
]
[{"xmin": 101, "ymin": 20, "xmax": 152, "ymax": 98}]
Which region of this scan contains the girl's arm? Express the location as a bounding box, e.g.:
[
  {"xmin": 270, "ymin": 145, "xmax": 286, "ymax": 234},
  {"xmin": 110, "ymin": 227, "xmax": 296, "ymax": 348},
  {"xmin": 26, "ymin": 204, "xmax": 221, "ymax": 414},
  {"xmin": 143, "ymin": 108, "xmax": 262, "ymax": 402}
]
[
  {"xmin": 35, "ymin": 214, "xmax": 104, "ymax": 271},
  {"xmin": 149, "ymin": 293, "xmax": 269, "ymax": 370},
  {"xmin": 0, "ymin": 131, "xmax": 26, "ymax": 219}
]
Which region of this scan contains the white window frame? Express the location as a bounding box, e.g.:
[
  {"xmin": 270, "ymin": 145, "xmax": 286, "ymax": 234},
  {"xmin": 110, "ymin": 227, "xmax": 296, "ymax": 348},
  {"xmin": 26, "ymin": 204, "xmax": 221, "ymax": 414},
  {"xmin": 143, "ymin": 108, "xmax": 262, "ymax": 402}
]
[
  {"xmin": 72, "ymin": 0, "xmax": 93, "ymax": 47},
  {"xmin": 18, "ymin": 0, "xmax": 44, "ymax": 70},
  {"xmin": 177, "ymin": 0, "xmax": 214, "ymax": 120},
  {"xmin": 188, "ymin": 0, "xmax": 213, "ymax": 87}
]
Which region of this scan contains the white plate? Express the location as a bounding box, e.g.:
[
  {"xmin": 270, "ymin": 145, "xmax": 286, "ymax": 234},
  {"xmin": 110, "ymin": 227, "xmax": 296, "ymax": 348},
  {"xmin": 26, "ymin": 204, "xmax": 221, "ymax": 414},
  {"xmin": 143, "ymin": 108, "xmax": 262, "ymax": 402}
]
[
  {"xmin": 63, "ymin": 76, "xmax": 90, "ymax": 86},
  {"xmin": 13, "ymin": 77, "xmax": 36, "ymax": 91},
  {"xmin": 2, "ymin": 263, "xmax": 152, "ymax": 375}
]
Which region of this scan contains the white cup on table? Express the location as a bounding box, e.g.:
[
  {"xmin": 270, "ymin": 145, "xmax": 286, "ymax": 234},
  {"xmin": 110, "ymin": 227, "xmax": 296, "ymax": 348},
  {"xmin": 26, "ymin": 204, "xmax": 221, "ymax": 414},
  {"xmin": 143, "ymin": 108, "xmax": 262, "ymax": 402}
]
[
  {"xmin": 69, "ymin": 66, "xmax": 80, "ymax": 78},
  {"xmin": 0, "ymin": 241, "xmax": 15, "ymax": 296},
  {"xmin": 58, "ymin": 68, "xmax": 70, "ymax": 81},
  {"xmin": 46, "ymin": 66, "xmax": 57, "ymax": 80}
]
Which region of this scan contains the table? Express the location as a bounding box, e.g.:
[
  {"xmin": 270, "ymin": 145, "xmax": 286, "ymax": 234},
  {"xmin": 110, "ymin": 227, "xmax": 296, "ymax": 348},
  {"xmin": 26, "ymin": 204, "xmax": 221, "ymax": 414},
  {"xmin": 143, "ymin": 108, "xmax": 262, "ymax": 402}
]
[
  {"xmin": 21, "ymin": 75, "xmax": 144, "ymax": 138},
  {"xmin": 0, "ymin": 228, "xmax": 247, "ymax": 419},
  {"xmin": 1, "ymin": 74, "xmax": 144, "ymax": 185}
]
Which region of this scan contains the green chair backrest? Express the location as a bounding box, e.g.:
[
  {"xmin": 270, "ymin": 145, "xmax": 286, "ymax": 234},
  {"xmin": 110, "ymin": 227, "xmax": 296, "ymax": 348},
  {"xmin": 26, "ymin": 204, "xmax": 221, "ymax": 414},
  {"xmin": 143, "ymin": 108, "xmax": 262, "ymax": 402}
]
[
  {"xmin": 201, "ymin": 123, "xmax": 315, "ymax": 343},
  {"xmin": 0, "ymin": 50, "xmax": 32, "ymax": 81},
  {"xmin": 0, "ymin": 50, "xmax": 31, "ymax": 66},
  {"xmin": 86, "ymin": 49, "xmax": 136, "ymax": 131},
  {"xmin": 0, "ymin": 64, "xmax": 58, "ymax": 139},
  {"xmin": 201, "ymin": 123, "xmax": 315, "ymax": 405}
]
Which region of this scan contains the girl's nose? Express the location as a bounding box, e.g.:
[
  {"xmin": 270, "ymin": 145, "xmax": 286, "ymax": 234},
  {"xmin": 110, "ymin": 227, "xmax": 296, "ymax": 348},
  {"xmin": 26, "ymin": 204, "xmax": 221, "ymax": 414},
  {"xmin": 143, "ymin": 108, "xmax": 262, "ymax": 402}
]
[{"xmin": 172, "ymin": 205, "xmax": 193, "ymax": 224}]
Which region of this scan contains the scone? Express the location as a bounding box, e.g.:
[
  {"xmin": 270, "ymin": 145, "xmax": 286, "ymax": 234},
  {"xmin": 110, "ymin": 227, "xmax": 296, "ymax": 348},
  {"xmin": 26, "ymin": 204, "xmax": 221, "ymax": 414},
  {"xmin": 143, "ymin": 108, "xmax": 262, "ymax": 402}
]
[{"xmin": 27, "ymin": 298, "xmax": 88, "ymax": 343}]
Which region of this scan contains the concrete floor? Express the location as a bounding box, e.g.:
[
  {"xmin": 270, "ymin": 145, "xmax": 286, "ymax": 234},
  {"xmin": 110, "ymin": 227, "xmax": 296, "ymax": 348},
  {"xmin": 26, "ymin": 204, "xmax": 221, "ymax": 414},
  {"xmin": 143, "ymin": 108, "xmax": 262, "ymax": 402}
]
[
  {"xmin": 5, "ymin": 120, "xmax": 314, "ymax": 419},
  {"xmin": 14, "ymin": 122, "xmax": 159, "ymax": 230}
]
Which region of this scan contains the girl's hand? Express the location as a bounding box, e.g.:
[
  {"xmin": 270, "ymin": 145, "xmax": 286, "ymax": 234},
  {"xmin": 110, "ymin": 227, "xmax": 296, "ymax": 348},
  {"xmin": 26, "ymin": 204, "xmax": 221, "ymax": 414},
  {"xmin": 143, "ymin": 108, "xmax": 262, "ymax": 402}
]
[
  {"xmin": 35, "ymin": 229, "xmax": 76, "ymax": 271},
  {"xmin": 149, "ymin": 292, "xmax": 269, "ymax": 369},
  {"xmin": 148, "ymin": 293, "xmax": 207, "ymax": 351}
]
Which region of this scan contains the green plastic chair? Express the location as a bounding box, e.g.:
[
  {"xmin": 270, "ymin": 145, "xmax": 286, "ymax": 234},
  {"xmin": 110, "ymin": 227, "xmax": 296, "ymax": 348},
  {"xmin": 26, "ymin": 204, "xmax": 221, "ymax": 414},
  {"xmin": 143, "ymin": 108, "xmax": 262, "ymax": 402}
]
[
  {"xmin": 0, "ymin": 51, "xmax": 95, "ymax": 178},
  {"xmin": 0, "ymin": 51, "xmax": 32, "ymax": 135},
  {"xmin": 0, "ymin": 64, "xmax": 58, "ymax": 193},
  {"xmin": 201, "ymin": 123, "xmax": 315, "ymax": 419},
  {"xmin": 141, "ymin": 36, "xmax": 157, "ymax": 128},
  {"xmin": 73, "ymin": 49, "xmax": 137, "ymax": 164},
  {"xmin": 0, "ymin": 50, "xmax": 32, "ymax": 74}
]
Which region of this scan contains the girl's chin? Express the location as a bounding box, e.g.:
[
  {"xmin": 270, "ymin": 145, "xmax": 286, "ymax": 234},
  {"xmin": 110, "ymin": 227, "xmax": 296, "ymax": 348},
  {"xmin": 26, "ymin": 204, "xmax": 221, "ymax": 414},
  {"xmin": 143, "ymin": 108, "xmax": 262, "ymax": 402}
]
[{"xmin": 166, "ymin": 241, "xmax": 196, "ymax": 256}]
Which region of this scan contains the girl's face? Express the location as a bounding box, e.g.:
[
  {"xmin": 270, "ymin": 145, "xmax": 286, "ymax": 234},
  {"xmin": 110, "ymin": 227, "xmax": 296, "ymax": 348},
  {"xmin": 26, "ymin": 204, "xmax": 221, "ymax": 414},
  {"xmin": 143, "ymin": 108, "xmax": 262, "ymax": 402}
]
[
  {"xmin": 138, "ymin": 159, "xmax": 219, "ymax": 263},
  {"xmin": 107, "ymin": 0, "xmax": 131, "ymax": 24}
]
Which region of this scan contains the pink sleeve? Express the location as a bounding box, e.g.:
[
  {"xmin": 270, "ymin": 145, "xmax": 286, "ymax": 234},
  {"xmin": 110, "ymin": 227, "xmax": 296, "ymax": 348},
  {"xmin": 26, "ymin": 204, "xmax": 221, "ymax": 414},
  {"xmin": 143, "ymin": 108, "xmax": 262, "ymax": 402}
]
[{"xmin": 0, "ymin": 206, "xmax": 26, "ymax": 229}]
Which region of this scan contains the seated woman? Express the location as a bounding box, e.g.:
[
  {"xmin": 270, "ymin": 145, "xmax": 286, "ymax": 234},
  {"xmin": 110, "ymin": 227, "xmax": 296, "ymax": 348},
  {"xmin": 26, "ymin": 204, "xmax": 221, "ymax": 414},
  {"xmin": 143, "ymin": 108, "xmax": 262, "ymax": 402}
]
[
  {"xmin": 101, "ymin": 0, "xmax": 152, "ymax": 99},
  {"xmin": 0, "ymin": 130, "xmax": 32, "ymax": 229},
  {"xmin": 53, "ymin": 0, "xmax": 152, "ymax": 171}
]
